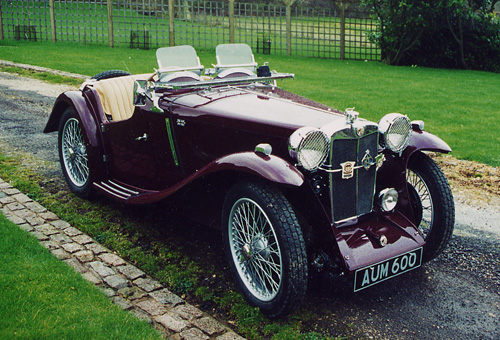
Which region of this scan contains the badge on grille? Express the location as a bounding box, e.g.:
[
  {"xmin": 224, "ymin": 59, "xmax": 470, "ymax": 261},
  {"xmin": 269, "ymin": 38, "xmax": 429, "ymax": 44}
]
[
  {"xmin": 340, "ymin": 161, "xmax": 355, "ymax": 179},
  {"xmin": 362, "ymin": 150, "xmax": 374, "ymax": 170}
]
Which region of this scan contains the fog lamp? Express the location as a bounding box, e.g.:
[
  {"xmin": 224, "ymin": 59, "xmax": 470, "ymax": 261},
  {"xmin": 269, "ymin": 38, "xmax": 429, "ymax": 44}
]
[{"xmin": 379, "ymin": 188, "xmax": 399, "ymax": 212}]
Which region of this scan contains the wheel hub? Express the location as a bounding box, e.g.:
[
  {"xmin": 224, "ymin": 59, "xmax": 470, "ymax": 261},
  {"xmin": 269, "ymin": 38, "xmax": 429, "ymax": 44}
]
[
  {"xmin": 252, "ymin": 234, "xmax": 270, "ymax": 260},
  {"xmin": 68, "ymin": 147, "xmax": 75, "ymax": 161},
  {"xmin": 241, "ymin": 234, "xmax": 270, "ymax": 261},
  {"xmin": 242, "ymin": 243, "xmax": 252, "ymax": 260}
]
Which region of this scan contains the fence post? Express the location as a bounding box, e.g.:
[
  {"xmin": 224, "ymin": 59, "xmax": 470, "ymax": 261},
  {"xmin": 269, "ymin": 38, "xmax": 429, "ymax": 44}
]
[
  {"xmin": 284, "ymin": 0, "xmax": 295, "ymax": 56},
  {"xmin": 229, "ymin": 0, "xmax": 235, "ymax": 43},
  {"xmin": 340, "ymin": 1, "xmax": 345, "ymax": 60},
  {"xmin": 169, "ymin": 0, "xmax": 175, "ymax": 46},
  {"xmin": 0, "ymin": 3, "xmax": 4, "ymax": 40},
  {"xmin": 49, "ymin": 0, "xmax": 57, "ymax": 42},
  {"xmin": 107, "ymin": 0, "xmax": 114, "ymax": 47}
]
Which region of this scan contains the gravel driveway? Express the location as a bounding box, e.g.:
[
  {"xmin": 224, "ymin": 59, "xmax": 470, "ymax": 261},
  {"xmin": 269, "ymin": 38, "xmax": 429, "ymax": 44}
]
[{"xmin": 0, "ymin": 71, "xmax": 499, "ymax": 339}]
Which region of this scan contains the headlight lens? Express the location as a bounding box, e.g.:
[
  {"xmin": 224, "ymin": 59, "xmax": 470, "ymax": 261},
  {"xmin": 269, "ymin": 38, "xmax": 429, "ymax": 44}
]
[
  {"xmin": 289, "ymin": 127, "xmax": 330, "ymax": 171},
  {"xmin": 378, "ymin": 113, "xmax": 412, "ymax": 153}
]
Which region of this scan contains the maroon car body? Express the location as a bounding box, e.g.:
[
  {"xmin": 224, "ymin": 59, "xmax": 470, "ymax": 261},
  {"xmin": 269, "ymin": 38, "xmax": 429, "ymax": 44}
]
[{"xmin": 45, "ymin": 44, "xmax": 455, "ymax": 317}]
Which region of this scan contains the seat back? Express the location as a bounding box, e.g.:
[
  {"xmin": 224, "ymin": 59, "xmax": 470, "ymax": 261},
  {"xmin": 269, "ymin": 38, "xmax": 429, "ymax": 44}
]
[{"xmin": 92, "ymin": 74, "xmax": 152, "ymax": 122}]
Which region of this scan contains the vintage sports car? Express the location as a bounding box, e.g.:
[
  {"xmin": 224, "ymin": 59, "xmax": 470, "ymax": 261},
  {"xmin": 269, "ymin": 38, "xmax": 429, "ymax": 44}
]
[{"xmin": 45, "ymin": 44, "xmax": 455, "ymax": 318}]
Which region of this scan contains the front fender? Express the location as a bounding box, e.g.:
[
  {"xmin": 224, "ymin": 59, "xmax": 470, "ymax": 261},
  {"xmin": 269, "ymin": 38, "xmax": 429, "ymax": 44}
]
[
  {"xmin": 44, "ymin": 91, "xmax": 101, "ymax": 148},
  {"xmin": 127, "ymin": 152, "xmax": 304, "ymax": 204},
  {"xmin": 403, "ymin": 130, "xmax": 452, "ymax": 159},
  {"xmin": 214, "ymin": 152, "xmax": 304, "ymax": 187}
]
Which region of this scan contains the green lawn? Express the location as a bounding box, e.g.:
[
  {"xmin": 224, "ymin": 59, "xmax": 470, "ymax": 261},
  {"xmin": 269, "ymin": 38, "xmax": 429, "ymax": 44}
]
[
  {"xmin": 1, "ymin": 40, "xmax": 498, "ymax": 166},
  {"xmin": 0, "ymin": 212, "xmax": 163, "ymax": 340}
]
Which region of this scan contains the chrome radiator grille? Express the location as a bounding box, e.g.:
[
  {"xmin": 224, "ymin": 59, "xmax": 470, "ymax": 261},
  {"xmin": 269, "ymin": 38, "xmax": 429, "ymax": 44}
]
[{"xmin": 329, "ymin": 132, "xmax": 379, "ymax": 222}]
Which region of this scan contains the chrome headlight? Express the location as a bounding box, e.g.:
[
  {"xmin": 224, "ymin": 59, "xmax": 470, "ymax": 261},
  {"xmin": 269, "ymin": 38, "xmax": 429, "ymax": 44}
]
[
  {"xmin": 378, "ymin": 113, "xmax": 412, "ymax": 153},
  {"xmin": 289, "ymin": 127, "xmax": 330, "ymax": 171}
]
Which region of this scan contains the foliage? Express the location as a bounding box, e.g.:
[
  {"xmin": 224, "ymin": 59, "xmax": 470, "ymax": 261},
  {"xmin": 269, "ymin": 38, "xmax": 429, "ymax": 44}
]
[{"xmin": 363, "ymin": 0, "xmax": 500, "ymax": 72}]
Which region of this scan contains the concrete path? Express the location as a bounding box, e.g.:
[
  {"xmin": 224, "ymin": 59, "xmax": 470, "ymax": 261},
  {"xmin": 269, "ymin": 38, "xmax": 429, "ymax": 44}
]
[{"xmin": 0, "ymin": 177, "xmax": 244, "ymax": 340}]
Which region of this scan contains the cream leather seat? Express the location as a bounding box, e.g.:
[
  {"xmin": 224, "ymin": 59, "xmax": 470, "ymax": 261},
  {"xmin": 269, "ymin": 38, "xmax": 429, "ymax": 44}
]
[{"xmin": 92, "ymin": 74, "xmax": 153, "ymax": 122}]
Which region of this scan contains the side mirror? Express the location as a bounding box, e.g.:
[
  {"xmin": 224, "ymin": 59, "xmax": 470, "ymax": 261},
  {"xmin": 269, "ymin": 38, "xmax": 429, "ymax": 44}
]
[
  {"xmin": 133, "ymin": 80, "xmax": 148, "ymax": 106},
  {"xmin": 133, "ymin": 80, "xmax": 164, "ymax": 113}
]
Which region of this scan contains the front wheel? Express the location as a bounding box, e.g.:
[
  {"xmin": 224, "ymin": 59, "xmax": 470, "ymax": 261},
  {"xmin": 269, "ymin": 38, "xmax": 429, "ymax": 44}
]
[
  {"xmin": 407, "ymin": 151, "xmax": 455, "ymax": 262},
  {"xmin": 58, "ymin": 108, "xmax": 93, "ymax": 198},
  {"xmin": 222, "ymin": 181, "xmax": 308, "ymax": 318}
]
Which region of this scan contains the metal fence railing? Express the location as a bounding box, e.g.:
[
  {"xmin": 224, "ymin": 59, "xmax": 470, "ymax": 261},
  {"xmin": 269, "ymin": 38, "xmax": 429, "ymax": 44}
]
[{"xmin": 0, "ymin": 0, "xmax": 380, "ymax": 61}]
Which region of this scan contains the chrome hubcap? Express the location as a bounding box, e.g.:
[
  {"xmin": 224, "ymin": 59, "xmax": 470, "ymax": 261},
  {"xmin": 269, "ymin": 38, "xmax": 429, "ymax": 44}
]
[{"xmin": 228, "ymin": 198, "xmax": 282, "ymax": 302}]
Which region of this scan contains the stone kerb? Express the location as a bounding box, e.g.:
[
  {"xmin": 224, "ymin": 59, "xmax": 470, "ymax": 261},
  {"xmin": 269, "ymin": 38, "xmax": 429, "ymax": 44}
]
[{"xmin": 0, "ymin": 177, "xmax": 244, "ymax": 340}]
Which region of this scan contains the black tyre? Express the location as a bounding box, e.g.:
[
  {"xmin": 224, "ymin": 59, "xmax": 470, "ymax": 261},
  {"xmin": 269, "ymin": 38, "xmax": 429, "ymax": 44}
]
[
  {"xmin": 222, "ymin": 181, "xmax": 308, "ymax": 318},
  {"xmin": 407, "ymin": 151, "xmax": 455, "ymax": 262},
  {"xmin": 58, "ymin": 108, "xmax": 93, "ymax": 198},
  {"xmin": 91, "ymin": 70, "xmax": 131, "ymax": 81}
]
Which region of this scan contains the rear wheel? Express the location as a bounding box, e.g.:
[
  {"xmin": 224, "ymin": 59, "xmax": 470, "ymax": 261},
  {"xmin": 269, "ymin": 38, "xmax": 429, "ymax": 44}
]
[
  {"xmin": 222, "ymin": 181, "xmax": 308, "ymax": 318},
  {"xmin": 58, "ymin": 108, "xmax": 92, "ymax": 198},
  {"xmin": 407, "ymin": 151, "xmax": 455, "ymax": 262}
]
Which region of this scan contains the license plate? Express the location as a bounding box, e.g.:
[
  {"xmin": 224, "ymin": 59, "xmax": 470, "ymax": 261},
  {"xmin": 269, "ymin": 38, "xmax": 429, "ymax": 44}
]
[{"xmin": 354, "ymin": 247, "xmax": 423, "ymax": 292}]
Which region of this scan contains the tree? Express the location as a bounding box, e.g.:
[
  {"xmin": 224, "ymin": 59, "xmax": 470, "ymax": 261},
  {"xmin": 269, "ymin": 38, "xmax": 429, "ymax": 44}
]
[{"xmin": 363, "ymin": 0, "xmax": 500, "ymax": 72}]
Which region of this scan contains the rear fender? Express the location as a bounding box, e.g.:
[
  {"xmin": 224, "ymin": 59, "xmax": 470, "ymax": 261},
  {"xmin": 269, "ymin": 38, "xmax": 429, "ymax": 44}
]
[
  {"xmin": 44, "ymin": 91, "xmax": 101, "ymax": 148},
  {"xmin": 44, "ymin": 91, "xmax": 105, "ymax": 183}
]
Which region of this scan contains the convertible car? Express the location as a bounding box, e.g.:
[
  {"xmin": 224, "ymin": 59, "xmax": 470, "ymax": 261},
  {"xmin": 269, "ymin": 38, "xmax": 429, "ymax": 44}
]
[{"xmin": 44, "ymin": 44, "xmax": 455, "ymax": 318}]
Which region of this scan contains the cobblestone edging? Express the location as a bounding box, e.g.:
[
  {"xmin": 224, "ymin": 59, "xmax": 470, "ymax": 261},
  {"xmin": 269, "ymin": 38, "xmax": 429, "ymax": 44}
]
[{"xmin": 0, "ymin": 177, "xmax": 244, "ymax": 340}]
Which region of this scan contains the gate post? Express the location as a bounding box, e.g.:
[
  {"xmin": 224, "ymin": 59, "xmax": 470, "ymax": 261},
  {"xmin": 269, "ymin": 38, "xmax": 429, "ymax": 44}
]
[
  {"xmin": 49, "ymin": 0, "xmax": 57, "ymax": 42},
  {"xmin": 0, "ymin": 3, "xmax": 4, "ymax": 40},
  {"xmin": 107, "ymin": 0, "xmax": 114, "ymax": 47},
  {"xmin": 284, "ymin": 0, "xmax": 295, "ymax": 56},
  {"xmin": 169, "ymin": 0, "xmax": 175, "ymax": 46},
  {"xmin": 340, "ymin": 1, "xmax": 346, "ymax": 60},
  {"xmin": 229, "ymin": 0, "xmax": 235, "ymax": 43}
]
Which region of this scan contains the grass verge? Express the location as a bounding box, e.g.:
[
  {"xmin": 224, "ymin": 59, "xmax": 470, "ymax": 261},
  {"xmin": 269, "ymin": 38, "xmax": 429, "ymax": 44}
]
[
  {"xmin": 0, "ymin": 65, "xmax": 82, "ymax": 86},
  {"xmin": 0, "ymin": 212, "xmax": 163, "ymax": 340},
  {"xmin": 1, "ymin": 40, "xmax": 499, "ymax": 166}
]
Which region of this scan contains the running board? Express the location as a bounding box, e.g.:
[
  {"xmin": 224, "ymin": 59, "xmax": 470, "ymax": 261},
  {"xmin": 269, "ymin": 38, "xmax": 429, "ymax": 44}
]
[{"xmin": 93, "ymin": 180, "xmax": 156, "ymax": 203}]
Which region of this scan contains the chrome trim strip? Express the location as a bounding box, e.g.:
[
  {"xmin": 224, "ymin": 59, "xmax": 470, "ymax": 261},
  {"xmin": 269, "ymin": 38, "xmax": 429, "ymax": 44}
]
[
  {"xmin": 94, "ymin": 182, "xmax": 130, "ymax": 199},
  {"xmin": 99, "ymin": 182, "xmax": 133, "ymax": 197},
  {"xmin": 108, "ymin": 180, "xmax": 140, "ymax": 195}
]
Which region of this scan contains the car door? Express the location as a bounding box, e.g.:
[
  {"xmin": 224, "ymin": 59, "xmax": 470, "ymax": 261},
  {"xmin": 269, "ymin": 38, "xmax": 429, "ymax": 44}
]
[
  {"xmin": 103, "ymin": 107, "xmax": 160, "ymax": 189},
  {"xmin": 104, "ymin": 103, "xmax": 186, "ymax": 190},
  {"xmin": 143, "ymin": 107, "xmax": 185, "ymax": 187}
]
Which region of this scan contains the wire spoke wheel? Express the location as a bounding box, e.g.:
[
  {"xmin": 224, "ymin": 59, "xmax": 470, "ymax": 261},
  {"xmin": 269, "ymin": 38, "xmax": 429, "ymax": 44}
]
[
  {"xmin": 407, "ymin": 168, "xmax": 434, "ymax": 239},
  {"xmin": 58, "ymin": 108, "xmax": 93, "ymax": 198},
  {"xmin": 229, "ymin": 198, "xmax": 282, "ymax": 302},
  {"xmin": 407, "ymin": 152, "xmax": 455, "ymax": 262},
  {"xmin": 62, "ymin": 118, "xmax": 89, "ymax": 187},
  {"xmin": 222, "ymin": 181, "xmax": 307, "ymax": 318}
]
